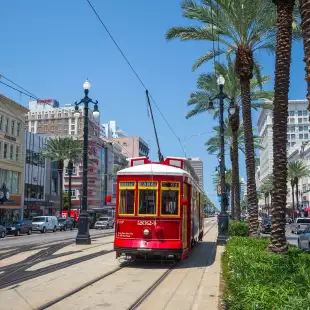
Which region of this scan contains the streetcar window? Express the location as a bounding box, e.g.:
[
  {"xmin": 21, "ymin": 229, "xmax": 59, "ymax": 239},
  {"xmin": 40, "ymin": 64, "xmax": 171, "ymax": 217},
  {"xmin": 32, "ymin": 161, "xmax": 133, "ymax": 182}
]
[
  {"xmin": 161, "ymin": 190, "xmax": 178, "ymax": 215},
  {"xmin": 138, "ymin": 190, "xmax": 157, "ymax": 215},
  {"xmin": 119, "ymin": 190, "xmax": 135, "ymax": 214}
]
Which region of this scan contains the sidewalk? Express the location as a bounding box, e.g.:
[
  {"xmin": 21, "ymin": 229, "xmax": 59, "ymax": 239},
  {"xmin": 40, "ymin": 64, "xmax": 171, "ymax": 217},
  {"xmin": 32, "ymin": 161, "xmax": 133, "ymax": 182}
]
[{"xmin": 0, "ymin": 221, "xmax": 223, "ymax": 310}]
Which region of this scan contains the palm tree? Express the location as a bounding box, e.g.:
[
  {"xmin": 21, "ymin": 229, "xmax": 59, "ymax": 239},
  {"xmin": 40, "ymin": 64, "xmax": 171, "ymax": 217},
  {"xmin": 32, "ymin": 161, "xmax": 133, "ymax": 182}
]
[
  {"xmin": 288, "ymin": 160, "xmax": 310, "ymax": 214},
  {"xmin": 269, "ymin": 0, "xmax": 295, "ymax": 253},
  {"xmin": 206, "ymin": 119, "xmax": 262, "ymax": 218},
  {"xmin": 260, "ymin": 175, "xmax": 273, "ymax": 215},
  {"xmin": 66, "ymin": 138, "xmax": 82, "ymax": 218},
  {"xmin": 41, "ymin": 137, "xmax": 70, "ymax": 216},
  {"xmin": 166, "ymin": 0, "xmax": 276, "ymax": 236},
  {"xmin": 299, "ymin": 1, "xmax": 310, "ymax": 112},
  {"xmin": 187, "ymin": 61, "xmax": 273, "ymax": 220}
]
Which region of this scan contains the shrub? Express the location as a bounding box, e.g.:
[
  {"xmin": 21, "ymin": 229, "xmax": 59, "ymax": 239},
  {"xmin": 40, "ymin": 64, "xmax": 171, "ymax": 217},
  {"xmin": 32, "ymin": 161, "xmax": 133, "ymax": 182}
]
[
  {"xmin": 229, "ymin": 220, "xmax": 249, "ymax": 237},
  {"xmin": 222, "ymin": 237, "xmax": 310, "ymax": 310}
]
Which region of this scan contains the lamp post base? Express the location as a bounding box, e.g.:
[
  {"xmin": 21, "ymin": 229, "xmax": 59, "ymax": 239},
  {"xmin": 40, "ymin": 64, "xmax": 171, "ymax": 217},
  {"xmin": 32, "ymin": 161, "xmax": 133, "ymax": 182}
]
[
  {"xmin": 76, "ymin": 210, "xmax": 91, "ymax": 245},
  {"xmin": 217, "ymin": 212, "xmax": 229, "ymax": 245}
]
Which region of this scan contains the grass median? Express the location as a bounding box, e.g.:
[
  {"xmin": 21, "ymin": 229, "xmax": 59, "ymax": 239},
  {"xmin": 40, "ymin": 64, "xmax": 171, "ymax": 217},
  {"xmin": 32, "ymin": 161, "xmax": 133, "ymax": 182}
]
[{"xmin": 222, "ymin": 222, "xmax": 310, "ymax": 309}]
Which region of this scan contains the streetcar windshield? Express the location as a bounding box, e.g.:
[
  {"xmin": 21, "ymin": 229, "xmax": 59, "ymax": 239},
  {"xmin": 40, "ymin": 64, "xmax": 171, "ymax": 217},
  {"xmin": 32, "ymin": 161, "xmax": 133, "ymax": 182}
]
[
  {"xmin": 138, "ymin": 189, "xmax": 157, "ymax": 215},
  {"xmin": 119, "ymin": 189, "xmax": 135, "ymax": 215}
]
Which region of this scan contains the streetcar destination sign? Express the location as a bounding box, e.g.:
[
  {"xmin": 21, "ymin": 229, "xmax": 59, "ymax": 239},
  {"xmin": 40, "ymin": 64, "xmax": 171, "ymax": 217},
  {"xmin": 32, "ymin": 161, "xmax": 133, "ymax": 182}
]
[
  {"xmin": 120, "ymin": 182, "xmax": 135, "ymax": 187},
  {"xmin": 139, "ymin": 181, "xmax": 157, "ymax": 187},
  {"xmin": 162, "ymin": 182, "xmax": 179, "ymax": 188}
]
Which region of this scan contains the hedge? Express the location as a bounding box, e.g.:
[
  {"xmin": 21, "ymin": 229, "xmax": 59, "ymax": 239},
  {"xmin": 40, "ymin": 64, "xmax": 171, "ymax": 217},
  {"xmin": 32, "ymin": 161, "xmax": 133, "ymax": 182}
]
[
  {"xmin": 229, "ymin": 220, "xmax": 249, "ymax": 237},
  {"xmin": 222, "ymin": 237, "xmax": 310, "ymax": 309}
]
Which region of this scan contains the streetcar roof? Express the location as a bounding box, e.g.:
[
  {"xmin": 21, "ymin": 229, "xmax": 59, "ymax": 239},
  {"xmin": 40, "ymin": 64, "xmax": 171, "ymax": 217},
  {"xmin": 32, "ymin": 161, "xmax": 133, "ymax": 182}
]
[{"xmin": 117, "ymin": 163, "xmax": 190, "ymax": 177}]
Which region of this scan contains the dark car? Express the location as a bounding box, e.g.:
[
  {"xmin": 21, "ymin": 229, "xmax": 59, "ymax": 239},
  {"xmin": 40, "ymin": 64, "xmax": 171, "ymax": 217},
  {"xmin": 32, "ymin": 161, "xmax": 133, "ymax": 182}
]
[
  {"xmin": 259, "ymin": 219, "xmax": 272, "ymax": 234},
  {"xmin": 57, "ymin": 218, "xmax": 74, "ymax": 231},
  {"xmin": 0, "ymin": 225, "xmax": 6, "ymax": 238},
  {"xmin": 6, "ymin": 220, "xmax": 32, "ymax": 236}
]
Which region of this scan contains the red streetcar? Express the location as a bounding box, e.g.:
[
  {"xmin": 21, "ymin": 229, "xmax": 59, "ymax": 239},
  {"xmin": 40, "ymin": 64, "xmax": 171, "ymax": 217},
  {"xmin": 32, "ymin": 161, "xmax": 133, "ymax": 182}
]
[{"xmin": 114, "ymin": 156, "xmax": 204, "ymax": 261}]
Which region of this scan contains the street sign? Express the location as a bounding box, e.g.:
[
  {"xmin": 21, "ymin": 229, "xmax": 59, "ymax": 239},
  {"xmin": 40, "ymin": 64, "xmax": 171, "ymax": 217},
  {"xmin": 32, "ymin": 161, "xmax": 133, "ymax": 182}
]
[{"xmin": 217, "ymin": 184, "xmax": 221, "ymax": 196}]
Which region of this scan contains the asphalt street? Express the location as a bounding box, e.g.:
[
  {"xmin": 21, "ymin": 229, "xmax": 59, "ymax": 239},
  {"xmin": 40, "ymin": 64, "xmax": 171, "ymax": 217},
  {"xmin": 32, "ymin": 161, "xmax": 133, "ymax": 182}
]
[{"xmin": 0, "ymin": 228, "xmax": 114, "ymax": 249}]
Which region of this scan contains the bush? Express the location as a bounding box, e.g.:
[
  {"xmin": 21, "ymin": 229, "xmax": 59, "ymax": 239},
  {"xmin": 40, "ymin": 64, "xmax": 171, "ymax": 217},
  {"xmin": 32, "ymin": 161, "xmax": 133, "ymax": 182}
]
[
  {"xmin": 222, "ymin": 237, "xmax": 310, "ymax": 310},
  {"xmin": 229, "ymin": 220, "xmax": 249, "ymax": 237}
]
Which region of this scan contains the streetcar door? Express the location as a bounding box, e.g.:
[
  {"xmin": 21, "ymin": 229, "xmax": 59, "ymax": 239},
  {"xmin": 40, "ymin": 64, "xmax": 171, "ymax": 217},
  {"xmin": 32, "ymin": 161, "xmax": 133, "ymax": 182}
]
[{"xmin": 182, "ymin": 205, "xmax": 187, "ymax": 249}]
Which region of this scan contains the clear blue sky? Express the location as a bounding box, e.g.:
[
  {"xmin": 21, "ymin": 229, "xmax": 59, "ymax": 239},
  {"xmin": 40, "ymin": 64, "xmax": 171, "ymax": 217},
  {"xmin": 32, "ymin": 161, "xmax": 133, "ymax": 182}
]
[{"xmin": 0, "ymin": 0, "xmax": 307, "ymax": 208}]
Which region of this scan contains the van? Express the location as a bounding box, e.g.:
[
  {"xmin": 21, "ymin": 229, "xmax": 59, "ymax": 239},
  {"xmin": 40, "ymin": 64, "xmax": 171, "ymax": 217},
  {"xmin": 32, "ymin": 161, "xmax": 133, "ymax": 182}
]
[
  {"xmin": 290, "ymin": 217, "xmax": 310, "ymax": 234},
  {"xmin": 32, "ymin": 216, "xmax": 58, "ymax": 233}
]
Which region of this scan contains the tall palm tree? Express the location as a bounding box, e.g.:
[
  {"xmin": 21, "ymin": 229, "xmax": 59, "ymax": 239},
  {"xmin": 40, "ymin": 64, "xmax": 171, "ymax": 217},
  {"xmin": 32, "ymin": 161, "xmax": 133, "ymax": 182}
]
[
  {"xmin": 187, "ymin": 61, "xmax": 273, "ymax": 220},
  {"xmin": 299, "ymin": 1, "xmax": 310, "ymax": 113},
  {"xmin": 269, "ymin": 0, "xmax": 295, "ymax": 253},
  {"xmin": 66, "ymin": 138, "xmax": 82, "ymax": 218},
  {"xmin": 166, "ymin": 0, "xmax": 276, "ymax": 236},
  {"xmin": 41, "ymin": 137, "xmax": 70, "ymax": 216},
  {"xmin": 288, "ymin": 160, "xmax": 310, "ymax": 214}
]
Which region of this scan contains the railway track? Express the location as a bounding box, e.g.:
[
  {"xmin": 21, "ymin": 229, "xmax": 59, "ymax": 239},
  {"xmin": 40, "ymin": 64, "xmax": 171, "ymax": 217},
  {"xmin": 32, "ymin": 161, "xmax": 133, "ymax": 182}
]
[
  {"xmin": 33, "ymin": 220, "xmax": 216, "ymax": 310},
  {"xmin": 0, "ymin": 241, "xmax": 115, "ymax": 290}
]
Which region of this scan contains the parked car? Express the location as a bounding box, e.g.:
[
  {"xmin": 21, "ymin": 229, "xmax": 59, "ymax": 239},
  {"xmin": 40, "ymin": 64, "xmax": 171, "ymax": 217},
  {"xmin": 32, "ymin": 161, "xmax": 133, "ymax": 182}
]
[
  {"xmin": 290, "ymin": 218, "xmax": 310, "ymax": 234},
  {"xmin": 57, "ymin": 218, "xmax": 74, "ymax": 231},
  {"xmin": 259, "ymin": 219, "xmax": 272, "ymax": 234},
  {"xmin": 94, "ymin": 216, "xmax": 114, "ymax": 229},
  {"xmin": 0, "ymin": 225, "xmax": 6, "ymax": 238},
  {"xmin": 298, "ymin": 225, "xmax": 310, "ymax": 250},
  {"xmin": 32, "ymin": 216, "xmax": 58, "ymax": 233},
  {"xmin": 6, "ymin": 220, "xmax": 32, "ymax": 236}
]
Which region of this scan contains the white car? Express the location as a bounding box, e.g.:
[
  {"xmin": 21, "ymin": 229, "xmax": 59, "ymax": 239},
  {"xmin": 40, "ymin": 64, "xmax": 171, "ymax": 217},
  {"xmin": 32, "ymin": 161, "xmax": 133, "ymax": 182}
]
[
  {"xmin": 94, "ymin": 217, "xmax": 114, "ymax": 229},
  {"xmin": 290, "ymin": 218, "xmax": 310, "ymax": 234},
  {"xmin": 32, "ymin": 216, "xmax": 58, "ymax": 233}
]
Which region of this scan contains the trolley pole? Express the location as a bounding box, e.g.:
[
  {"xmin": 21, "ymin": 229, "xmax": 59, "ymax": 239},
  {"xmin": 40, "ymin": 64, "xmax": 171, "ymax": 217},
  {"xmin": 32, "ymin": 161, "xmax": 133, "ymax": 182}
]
[{"xmin": 207, "ymin": 75, "xmax": 236, "ymax": 245}]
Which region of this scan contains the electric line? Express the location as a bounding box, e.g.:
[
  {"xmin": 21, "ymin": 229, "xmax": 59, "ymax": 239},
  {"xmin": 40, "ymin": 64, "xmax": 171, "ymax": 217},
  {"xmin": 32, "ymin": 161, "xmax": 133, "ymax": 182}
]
[
  {"xmin": 86, "ymin": 0, "xmax": 186, "ymax": 156},
  {"xmin": 0, "ymin": 75, "xmax": 39, "ymax": 99},
  {"xmin": 0, "ymin": 80, "xmax": 38, "ymax": 100}
]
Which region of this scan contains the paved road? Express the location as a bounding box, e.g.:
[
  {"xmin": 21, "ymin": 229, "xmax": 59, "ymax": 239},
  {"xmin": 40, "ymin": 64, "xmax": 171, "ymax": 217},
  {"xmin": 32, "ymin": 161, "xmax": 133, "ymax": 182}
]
[{"xmin": 0, "ymin": 228, "xmax": 114, "ymax": 249}]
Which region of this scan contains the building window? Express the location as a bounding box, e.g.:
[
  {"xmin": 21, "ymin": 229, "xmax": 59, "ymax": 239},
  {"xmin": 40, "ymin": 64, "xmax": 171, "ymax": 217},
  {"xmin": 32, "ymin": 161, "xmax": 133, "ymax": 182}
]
[
  {"xmin": 291, "ymin": 134, "xmax": 296, "ymax": 140},
  {"xmin": 65, "ymin": 189, "xmax": 76, "ymax": 198},
  {"xmin": 290, "ymin": 118, "xmax": 295, "ymax": 124},
  {"xmin": 287, "ymin": 134, "xmax": 290, "ymax": 140},
  {"xmin": 58, "ymin": 120, "xmax": 62, "ymax": 124},
  {"xmin": 65, "ymin": 167, "xmax": 77, "ymax": 175},
  {"xmin": 0, "ymin": 115, "xmax": 2, "ymax": 131},
  {"xmin": 304, "ymin": 118, "xmax": 308, "ymax": 123},
  {"xmin": 299, "ymin": 126, "xmax": 303, "ymax": 132},
  {"xmin": 71, "ymin": 125, "xmax": 75, "ymax": 130},
  {"xmin": 71, "ymin": 131, "xmax": 75, "ymax": 135},
  {"xmin": 292, "ymin": 142, "xmax": 296, "ymax": 147},
  {"xmin": 9, "ymin": 145, "xmax": 13, "ymax": 160},
  {"xmin": 289, "ymin": 111, "xmax": 295, "ymax": 116},
  {"xmin": 298, "ymin": 118, "xmax": 302, "ymax": 124},
  {"xmin": 38, "ymin": 114, "xmax": 42, "ymax": 119},
  {"xmin": 64, "ymin": 130, "xmax": 68, "ymax": 135},
  {"xmin": 3, "ymin": 144, "xmax": 7, "ymax": 159},
  {"xmin": 17, "ymin": 122, "xmax": 20, "ymax": 136},
  {"xmin": 299, "ymin": 134, "xmax": 303, "ymax": 139},
  {"xmin": 25, "ymin": 115, "xmax": 28, "ymax": 120},
  {"xmin": 16, "ymin": 146, "xmax": 19, "ymax": 161},
  {"xmin": 0, "ymin": 142, "xmax": 2, "ymax": 158},
  {"xmin": 298, "ymin": 111, "xmax": 303, "ymax": 116},
  {"xmin": 303, "ymin": 110, "xmax": 308, "ymax": 116},
  {"xmin": 5, "ymin": 118, "xmax": 9, "ymax": 133},
  {"xmin": 304, "ymin": 125, "xmax": 308, "ymax": 131},
  {"xmin": 305, "ymin": 133, "xmax": 309, "ymax": 140}
]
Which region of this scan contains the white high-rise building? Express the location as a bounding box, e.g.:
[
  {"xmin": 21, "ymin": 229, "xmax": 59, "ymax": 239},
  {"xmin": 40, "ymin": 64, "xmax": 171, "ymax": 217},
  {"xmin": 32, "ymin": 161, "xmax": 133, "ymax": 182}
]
[
  {"xmin": 257, "ymin": 100, "xmax": 310, "ymax": 183},
  {"xmin": 102, "ymin": 120, "xmax": 127, "ymax": 139},
  {"xmin": 187, "ymin": 157, "xmax": 204, "ymax": 190},
  {"xmin": 240, "ymin": 178, "xmax": 246, "ymax": 201}
]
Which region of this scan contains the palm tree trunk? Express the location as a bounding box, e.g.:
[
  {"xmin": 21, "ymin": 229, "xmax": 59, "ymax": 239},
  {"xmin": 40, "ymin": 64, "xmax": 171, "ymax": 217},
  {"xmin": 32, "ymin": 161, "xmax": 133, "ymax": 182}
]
[
  {"xmin": 291, "ymin": 183, "xmax": 295, "ymax": 218},
  {"xmin": 58, "ymin": 160, "xmax": 64, "ymax": 216},
  {"xmin": 236, "ymin": 45, "xmax": 258, "ymax": 236},
  {"xmin": 230, "ymin": 145, "xmax": 235, "ymax": 219},
  {"xmin": 269, "ymin": 0, "xmax": 294, "ymax": 253},
  {"xmin": 299, "ymin": 0, "xmax": 310, "ymax": 113},
  {"xmin": 230, "ymin": 105, "xmax": 241, "ymax": 220},
  {"xmin": 296, "ymin": 181, "xmax": 300, "ymax": 212},
  {"xmin": 68, "ymin": 161, "xmax": 73, "ymax": 218}
]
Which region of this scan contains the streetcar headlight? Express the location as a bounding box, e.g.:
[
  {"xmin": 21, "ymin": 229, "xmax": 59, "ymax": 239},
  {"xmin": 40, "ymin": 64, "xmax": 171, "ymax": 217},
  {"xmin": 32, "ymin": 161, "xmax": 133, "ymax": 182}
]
[{"xmin": 143, "ymin": 229, "xmax": 150, "ymax": 236}]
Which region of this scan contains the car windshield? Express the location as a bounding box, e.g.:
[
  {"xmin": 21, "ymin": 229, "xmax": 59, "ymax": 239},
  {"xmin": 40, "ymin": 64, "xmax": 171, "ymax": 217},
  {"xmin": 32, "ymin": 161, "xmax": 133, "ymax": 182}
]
[
  {"xmin": 98, "ymin": 217, "xmax": 109, "ymax": 221},
  {"xmin": 32, "ymin": 217, "xmax": 46, "ymax": 222},
  {"xmin": 58, "ymin": 219, "xmax": 66, "ymax": 223},
  {"xmin": 11, "ymin": 221, "xmax": 21, "ymax": 225}
]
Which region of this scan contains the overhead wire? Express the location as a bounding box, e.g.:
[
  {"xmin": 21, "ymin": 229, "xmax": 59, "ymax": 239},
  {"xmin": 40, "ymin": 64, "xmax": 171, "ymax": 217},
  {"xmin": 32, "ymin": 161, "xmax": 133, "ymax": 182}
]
[{"xmin": 85, "ymin": 0, "xmax": 186, "ymax": 157}]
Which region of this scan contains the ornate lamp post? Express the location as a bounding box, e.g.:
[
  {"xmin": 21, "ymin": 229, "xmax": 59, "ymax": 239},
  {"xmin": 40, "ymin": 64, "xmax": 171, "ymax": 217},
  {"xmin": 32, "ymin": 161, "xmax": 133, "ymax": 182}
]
[
  {"xmin": 207, "ymin": 75, "xmax": 235, "ymax": 244},
  {"xmin": 74, "ymin": 79, "xmax": 99, "ymax": 245}
]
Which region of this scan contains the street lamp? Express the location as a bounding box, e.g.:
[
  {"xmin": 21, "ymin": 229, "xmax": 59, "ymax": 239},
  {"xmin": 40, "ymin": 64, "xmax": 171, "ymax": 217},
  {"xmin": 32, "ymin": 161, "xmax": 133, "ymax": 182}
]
[
  {"xmin": 74, "ymin": 79, "xmax": 99, "ymax": 245},
  {"xmin": 207, "ymin": 75, "xmax": 235, "ymax": 245}
]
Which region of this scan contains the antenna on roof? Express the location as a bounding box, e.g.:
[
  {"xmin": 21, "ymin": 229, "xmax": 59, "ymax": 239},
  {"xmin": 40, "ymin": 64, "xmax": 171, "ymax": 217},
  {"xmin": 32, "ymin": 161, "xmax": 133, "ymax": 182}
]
[{"xmin": 146, "ymin": 90, "xmax": 164, "ymax": 162}]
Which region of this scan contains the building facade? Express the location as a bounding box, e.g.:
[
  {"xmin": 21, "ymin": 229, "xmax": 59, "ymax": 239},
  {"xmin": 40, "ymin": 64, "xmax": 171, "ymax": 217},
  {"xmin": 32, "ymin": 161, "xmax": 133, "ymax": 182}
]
[
  {"xmin": 26, "ymin": 99, "xmax": 102, "ymax": 210},
  {"xmin": 187, "ymin": 157, "xmax": 204, "ymax": 190},
  {"xmin": 0, "ymin": 94, "xmax": 29, "ymax": 224},
  {"xmin": 23, "ymin": 132, "xmax": 60, "ymax": 218},
  {"xmin": 114, "ymin": 137, "xmax": 149, "ymax": 158},
  {"xmin": 102, "ymin": 120, "xmax": 127, "ymax": 139}
]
